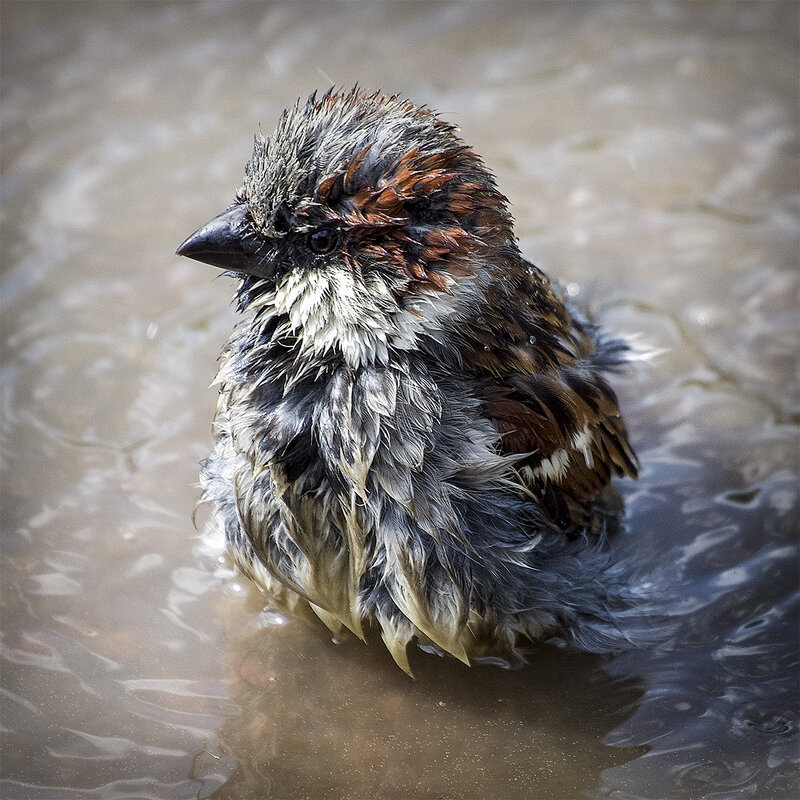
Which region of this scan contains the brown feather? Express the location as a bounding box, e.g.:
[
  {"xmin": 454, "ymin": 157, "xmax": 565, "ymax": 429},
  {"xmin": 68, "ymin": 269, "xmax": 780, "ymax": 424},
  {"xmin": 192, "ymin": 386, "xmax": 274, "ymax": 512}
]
[{"xmin": 461, "ymin": 270, "xmax": 639, "ymax": 531}]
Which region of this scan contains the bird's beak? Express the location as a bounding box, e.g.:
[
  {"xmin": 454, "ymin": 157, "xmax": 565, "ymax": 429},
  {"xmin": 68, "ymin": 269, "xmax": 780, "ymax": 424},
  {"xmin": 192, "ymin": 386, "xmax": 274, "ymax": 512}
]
[{"xmin": 176, "ymin": 204, "xmax": 258, "ymax": 272}]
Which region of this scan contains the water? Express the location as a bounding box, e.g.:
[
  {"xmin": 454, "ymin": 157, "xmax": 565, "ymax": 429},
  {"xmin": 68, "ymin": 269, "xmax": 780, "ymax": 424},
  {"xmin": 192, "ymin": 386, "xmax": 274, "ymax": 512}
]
[{"xmin": 1, "ymin": 1, "xmax": 797, "ymax": 798}]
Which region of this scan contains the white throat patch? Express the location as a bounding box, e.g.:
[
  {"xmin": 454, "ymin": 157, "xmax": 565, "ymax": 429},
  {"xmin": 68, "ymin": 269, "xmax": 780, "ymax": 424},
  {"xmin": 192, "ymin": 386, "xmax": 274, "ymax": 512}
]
[{"xmin": 271, "ymin": 267, "xmax": 400, "ymax": 367}]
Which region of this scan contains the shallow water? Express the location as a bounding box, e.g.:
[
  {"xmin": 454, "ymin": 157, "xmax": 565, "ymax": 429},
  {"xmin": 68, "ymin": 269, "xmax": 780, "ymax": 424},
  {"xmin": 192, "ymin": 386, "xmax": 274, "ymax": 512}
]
[{"xmin": 1, "ymin": 1, "xmax": 798, "ymax": 798}]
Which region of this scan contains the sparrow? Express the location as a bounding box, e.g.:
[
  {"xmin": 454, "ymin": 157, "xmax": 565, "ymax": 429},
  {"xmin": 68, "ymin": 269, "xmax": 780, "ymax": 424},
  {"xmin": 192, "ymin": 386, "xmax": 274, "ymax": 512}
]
[{"xmin": 177, "ymin": 89, "xmax": 640, "ymax": 675}]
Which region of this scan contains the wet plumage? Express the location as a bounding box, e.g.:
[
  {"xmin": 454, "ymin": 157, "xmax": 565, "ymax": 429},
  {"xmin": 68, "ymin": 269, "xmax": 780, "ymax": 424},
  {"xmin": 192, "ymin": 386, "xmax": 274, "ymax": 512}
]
[{"xmin": 177, "ymin": 89, "xmax": 640, "ymax": 674}]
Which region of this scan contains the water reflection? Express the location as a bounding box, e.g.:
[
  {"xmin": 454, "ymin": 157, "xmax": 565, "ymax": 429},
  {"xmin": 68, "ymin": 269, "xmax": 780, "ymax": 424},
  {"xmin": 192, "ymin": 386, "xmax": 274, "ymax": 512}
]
[{"xmin": 202, "ymin": 593, "xmax": 647, "ymax": 800}]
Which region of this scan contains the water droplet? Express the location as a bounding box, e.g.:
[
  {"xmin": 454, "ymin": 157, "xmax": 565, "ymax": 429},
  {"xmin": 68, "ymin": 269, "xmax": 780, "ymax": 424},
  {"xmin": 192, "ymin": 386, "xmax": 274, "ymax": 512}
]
[
  {"xmin": 477, "ymin": 316, "xmax": 486, "ymax": 325},
  {"xmin": 528, "ymin": 335, "xmax": 537, "ymax": 344},
  {"xmin": 566, "ymin": 282, "xmax": 579, "ymax": 297},
  {"xmin": 483, "ymin": 345, "xmax": 491, "ymax": 351}
]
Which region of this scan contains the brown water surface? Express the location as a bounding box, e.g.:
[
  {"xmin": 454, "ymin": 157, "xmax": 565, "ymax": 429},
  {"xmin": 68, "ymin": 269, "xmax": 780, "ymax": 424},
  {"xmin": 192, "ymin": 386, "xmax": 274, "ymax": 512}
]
[{"xmin": 1, "ymin": 2, "xmax": 798, "ymax": 799}]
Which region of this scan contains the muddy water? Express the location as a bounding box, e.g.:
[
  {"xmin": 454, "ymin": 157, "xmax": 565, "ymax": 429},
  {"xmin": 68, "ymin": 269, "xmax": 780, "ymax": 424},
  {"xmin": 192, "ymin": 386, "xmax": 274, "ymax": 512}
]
[{"xmin": 1, "ymin": 2, "xmax": 797, "ymax": 798}]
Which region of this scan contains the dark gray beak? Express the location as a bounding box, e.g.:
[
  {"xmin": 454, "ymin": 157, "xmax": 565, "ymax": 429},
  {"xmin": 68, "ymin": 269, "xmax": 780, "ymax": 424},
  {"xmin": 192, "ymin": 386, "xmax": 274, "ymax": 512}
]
[{"xmin": 176, "ymin": 204, "xmax": 257, "ymax": 272}]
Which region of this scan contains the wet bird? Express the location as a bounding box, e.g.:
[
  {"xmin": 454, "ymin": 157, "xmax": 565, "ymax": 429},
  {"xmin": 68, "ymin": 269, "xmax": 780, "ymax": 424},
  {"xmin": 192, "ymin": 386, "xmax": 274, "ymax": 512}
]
[{"xmin": 178, "ymin": 89, "xmax": 639, "ymax": 675}]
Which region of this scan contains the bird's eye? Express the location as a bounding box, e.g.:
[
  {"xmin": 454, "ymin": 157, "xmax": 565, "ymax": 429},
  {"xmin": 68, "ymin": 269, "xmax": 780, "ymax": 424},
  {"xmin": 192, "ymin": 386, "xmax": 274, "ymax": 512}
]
[{"xmin": 307, "ymin": 228, "xmax": 340, "ymax": 255}]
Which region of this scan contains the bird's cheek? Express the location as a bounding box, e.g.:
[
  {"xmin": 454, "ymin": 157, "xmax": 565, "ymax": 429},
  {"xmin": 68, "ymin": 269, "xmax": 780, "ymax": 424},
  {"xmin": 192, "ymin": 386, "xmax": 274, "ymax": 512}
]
[{"xmin": 242, "ymin": 241, "xmax": 287, "ymax": 281}]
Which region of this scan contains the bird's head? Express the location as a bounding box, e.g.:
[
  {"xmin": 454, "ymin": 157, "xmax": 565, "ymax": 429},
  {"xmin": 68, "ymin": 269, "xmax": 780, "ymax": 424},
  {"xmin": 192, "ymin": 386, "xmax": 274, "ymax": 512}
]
[{"xmin": 178, "ymin": 89, "xmax": 518, "ymax": 365}]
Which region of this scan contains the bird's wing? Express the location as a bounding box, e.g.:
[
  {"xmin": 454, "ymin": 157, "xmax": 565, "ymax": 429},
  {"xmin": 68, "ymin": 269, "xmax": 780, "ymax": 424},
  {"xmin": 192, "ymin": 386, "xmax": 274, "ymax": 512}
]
[{"xmin": 458, "ymin": 266, "xmax": 639, "ymax": 532}]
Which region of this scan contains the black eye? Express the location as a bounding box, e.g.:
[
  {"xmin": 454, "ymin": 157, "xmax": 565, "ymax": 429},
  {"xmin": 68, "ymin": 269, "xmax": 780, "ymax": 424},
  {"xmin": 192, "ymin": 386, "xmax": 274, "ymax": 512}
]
[{"xmin": 307, "ymin": 228, "xmax": 340, "ymax": 255}]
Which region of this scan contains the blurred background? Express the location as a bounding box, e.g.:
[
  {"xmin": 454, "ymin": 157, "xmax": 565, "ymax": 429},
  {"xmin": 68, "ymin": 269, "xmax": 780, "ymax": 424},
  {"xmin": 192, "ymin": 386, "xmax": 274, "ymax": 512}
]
[{"xmin": 1, "ymin": 2, "xmax": 797, "ymax": 798}]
